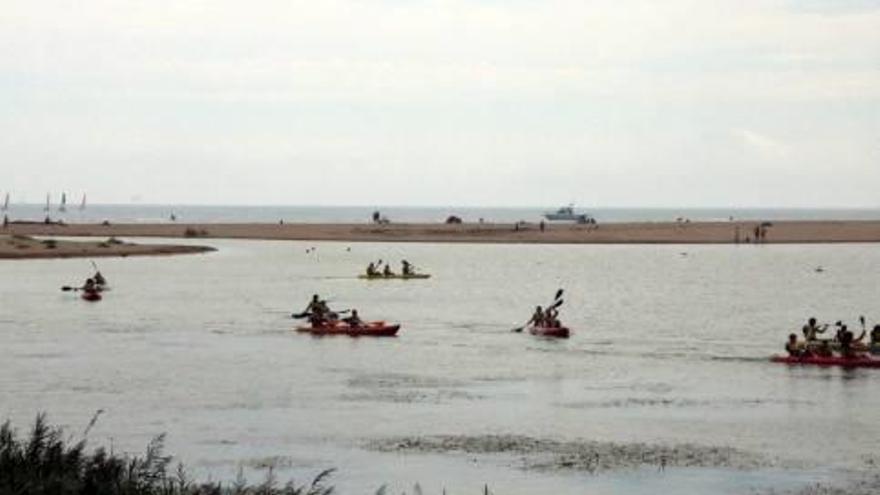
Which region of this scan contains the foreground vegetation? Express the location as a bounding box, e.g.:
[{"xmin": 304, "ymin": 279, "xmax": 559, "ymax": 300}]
[{"xmin": 0, "ymin": 413, "xmax": 335, "ymax": 495}]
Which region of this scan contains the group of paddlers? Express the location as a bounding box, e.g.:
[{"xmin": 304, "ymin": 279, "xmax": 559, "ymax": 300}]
[
  {"xmin": 526, "ymin": 305, "xmax": 562, "ymax": 328},
  {"xmin": 786, "ymin": 317, "xmax": 880, "ymax": 358},
  {"xmin": 365, "ymin": 259, "xmax": 416, "ymax": 277}
]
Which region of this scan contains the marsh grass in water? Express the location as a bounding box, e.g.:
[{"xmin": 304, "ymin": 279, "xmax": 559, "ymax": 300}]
[{"xmin": 0, "ymin": 413, "xmax": 336, "ymax": 495}]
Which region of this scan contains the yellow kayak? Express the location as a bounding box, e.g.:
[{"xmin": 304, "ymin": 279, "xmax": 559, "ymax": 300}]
[{"xmin": 358, "ymin": 273, "xmax": 431, "ymax": 280}]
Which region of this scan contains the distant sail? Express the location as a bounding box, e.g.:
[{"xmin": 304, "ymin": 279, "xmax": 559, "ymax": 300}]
[
  {"xmin": 1, "ymin": 193, "xmax": 8, "ymax": 211},
  {"xmin": 44, "ymin": 193, "xmax": 50, "ymax": 212},
  {"xmin": 79, "ymin": 194, "xmax": 86, "ymax": 210},
  {"xmin": 59, "ymin": 192, "xmax": 67, "ymax": 212}
]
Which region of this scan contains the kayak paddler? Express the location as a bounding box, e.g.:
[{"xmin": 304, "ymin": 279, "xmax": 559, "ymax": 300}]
[
  {"xmin": 343, "ymin": 309, "xmax": 363, "ymax": 327},
  {"xmin": 527, "ymin": 306, "xmax": 545, "ymax": 327},
  {"xmin": 838, "ymin": 325, "xmax": 866, "ymax": 358},
  {"xmin": 401, "ymin": 260, "xmax": 413, "ymax": 276},
  {"xmin": 801, "ymin": 317, "xmax": 828, "ymax": 341},
  {"xmin": 81, "ymin": 278, "xmax": 101, "ymax": 299},
  {"xmin": 366, "ymin": 262, "xmax": 379, "ymax": 277},
  {"xmin": 543, "ymin": 306, "xmax": 560, "ymax": 328},
  {"xmin": 94, "ymin": 271, "xmax": 107, "ymax": 287},
  {"xmin": 872, "ymin": 324, "xmax": 880, "ymax": 345},
  {"xmin": 303, "ymin": 294, "xmax": 330, "ymax": 326},
  {"xmin": 383, "ymin": 264, "xmax": 394, "ymax": 277},
  {"xmin": 786, "ymin": 333, "xmax": 807, "ymax": 357}
]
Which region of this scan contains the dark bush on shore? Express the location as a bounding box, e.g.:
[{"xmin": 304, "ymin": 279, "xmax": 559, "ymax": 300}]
[{"xmin": 0, "ymin": 413, "xmax": 336, "ymax": 495}]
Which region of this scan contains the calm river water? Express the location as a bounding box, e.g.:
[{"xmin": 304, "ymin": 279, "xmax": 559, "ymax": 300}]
[{"xmin": 1, "ymin": 239, "xmax": 879, "ymax": 494}]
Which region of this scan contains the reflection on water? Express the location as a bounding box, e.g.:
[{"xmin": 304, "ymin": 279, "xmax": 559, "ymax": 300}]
[{"xmin": 1, "ymin": 239, "xmax": 879, "ymax": 494}]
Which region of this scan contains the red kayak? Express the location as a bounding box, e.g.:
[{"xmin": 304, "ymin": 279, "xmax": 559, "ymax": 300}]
[
  {"xmin": 528, "ymin": 325, "xmax": 570, "ymax": 338},
  {"xmin": 81, "ymin": 290, "xmax": 102, "ymax": 302},
  {"xmin": 771, "ymin": 355, "xmax": 880, "ymax": 368},
  {"xmin": 296, "ymin": 321, "xmax": 400, "ymax": 337}
]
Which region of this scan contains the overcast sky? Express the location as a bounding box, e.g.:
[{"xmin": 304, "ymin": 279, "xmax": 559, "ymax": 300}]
[{"xmin": 1, "ymin": 1, "xmax": 878, "ymax": 207}]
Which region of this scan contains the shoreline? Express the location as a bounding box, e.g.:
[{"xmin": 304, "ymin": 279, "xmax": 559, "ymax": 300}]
[
  {"xmin": 0, "ymin": 234, "xmax": 216, "ymax": 260},
  {"xmin": 3, "ymin": 220, "xmax": 880, "ymax": 245}
]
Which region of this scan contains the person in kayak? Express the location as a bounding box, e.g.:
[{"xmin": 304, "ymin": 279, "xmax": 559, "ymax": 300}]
[
  {"xmin": 366, "ymin": 262, "xmax": 379, "ymax": 277},
  {"xmin": 785, "ymin": 334, "xmax": 808, "ymax": 357},
  {"xmin": 343, "ymin": 309, "xmax": 363, "ymax": 327},
  {"xmin": 802, "ymin": 317, "xmax": 828, "ymax": 341},
  {"xmin": 401, "ymin": 260, "xmax": 413, "ymax": 276},
  {"xmin": 527, "ymin": 306, "xmax": 545, "ymax": 327},
  {"xmin": 303, "ymin": 294, "xmax": 331, "ymax": 326},
  {"xmin": 93, "ymin": 271, "xmax": 107, "ymax": 287},
  {"xmin": 872, "ymin": 324, "xmax": 880, "ymax": 345},
  {"xmin": 543, "ymin": 306, "xmax": 560, "ymax": 328},
  {"xmin": 814, "ymin": 339, "xmax": 833, "ymax": 357},
  {"xmin": 838, "ymin": 325, "xmax": 867, "ymax": 358},
  {"xmin": 83, "ymin": 278, "xmax": 97, "ymax": 292},
  {"xmin": 383, "ymin": 263, "xmax": 394, "ymax": 277}
]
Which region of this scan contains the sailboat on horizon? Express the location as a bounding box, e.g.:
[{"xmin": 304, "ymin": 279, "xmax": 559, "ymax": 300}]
[
  {"xmin": 79, "ymin": 194, "xmax": 86, "ymax": 210},
  {"xmin": 1, "ymin": 193, "xmax": 8, "ymax": 211},
  {"xmin": 59, "ymin": 192, "xmax": 67, "ymax": 212},
  {"xmin": 44, "ymin": 193, "xmax": 50, "ymax": 212}
]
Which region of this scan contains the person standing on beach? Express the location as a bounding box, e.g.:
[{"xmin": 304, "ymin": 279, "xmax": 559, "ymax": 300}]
[{"xmin": 753, "ymin": 225, "xmax": 761, "ymax": 243}]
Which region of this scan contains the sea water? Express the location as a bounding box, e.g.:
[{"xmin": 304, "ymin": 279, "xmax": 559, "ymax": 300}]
[{"xmin": 1, "ymin": 239, "xmax": 878, "ymax": 494}]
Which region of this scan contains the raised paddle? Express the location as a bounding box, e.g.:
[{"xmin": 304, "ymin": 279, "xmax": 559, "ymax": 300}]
[{"xmin": 860, "ymin": 315, "xmax": 866, "ymax": 332}]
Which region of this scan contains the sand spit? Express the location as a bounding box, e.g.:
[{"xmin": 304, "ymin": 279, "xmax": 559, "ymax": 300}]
[
  {"xmin": 0, "ymin": 234, "xmax": 215, "ymax": 260},
  {"xmin": 5, "ymin": 220, "xmax": 880, "ymax": 244},
  {"xmin": 367, "ymin": 434, "xmax": 773, "ymax": 472}
]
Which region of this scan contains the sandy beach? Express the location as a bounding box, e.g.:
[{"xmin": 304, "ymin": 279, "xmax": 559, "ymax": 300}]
[
  {"xmin": 3, "ymin": 220, "xmax": 880, "ymax": 244},
  {"xmin": 0, "ymin": 234, "xmax": 215, "ymax": 259}
]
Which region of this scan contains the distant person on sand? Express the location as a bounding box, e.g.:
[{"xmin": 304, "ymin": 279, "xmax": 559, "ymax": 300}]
[
  {"xmin": 372, "ymin": 210, "xmax": 381, "ymax": 223},
  {"xmin": 539, "ymin": 220, "xmax": 545, "ymax": 232},
  {"xmin": 754, "ymin": 226, "xmax": 761, "ymax": 243}
]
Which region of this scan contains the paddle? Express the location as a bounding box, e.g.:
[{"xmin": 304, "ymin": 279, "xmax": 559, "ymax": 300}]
[
  {"xmin": 291, "ymin": 309, "xmax": 351, "ymax": 319},
  {"xmin": 512, "ymin": 289, "xmax": 564, "ymax": 332},
  {"xmin": 61, "ymin": 285, "xmax": 79, "ymax": 292}
]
